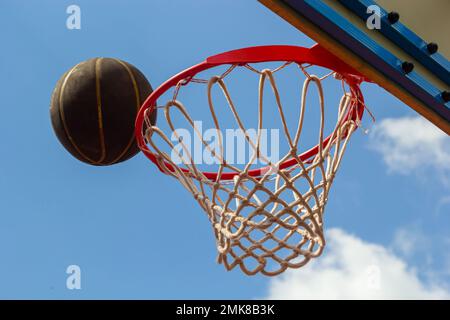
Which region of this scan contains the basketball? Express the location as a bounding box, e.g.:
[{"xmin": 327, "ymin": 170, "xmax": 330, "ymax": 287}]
[{"xmin": 50, "ymin": 58, "xmax": 157, "ymax": 166}]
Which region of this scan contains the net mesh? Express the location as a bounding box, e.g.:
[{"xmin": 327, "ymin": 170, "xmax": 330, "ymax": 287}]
[{"xmin": 142, "ymin": 63, "xmax": 361, "ymax": 276}]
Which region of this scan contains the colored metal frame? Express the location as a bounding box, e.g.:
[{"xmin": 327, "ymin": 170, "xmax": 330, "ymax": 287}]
[
  {"xmin": 339, "ymin": 0, "xmax": 449, "ymax": 85},
  {"xmin": 259, "ymin": 0, "xmax": 450, "ymax": 134}
]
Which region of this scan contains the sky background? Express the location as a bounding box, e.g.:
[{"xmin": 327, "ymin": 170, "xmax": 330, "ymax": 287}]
[{"xmin": 0, "ymin": 0, "xmax": 449, "ymax": 299}]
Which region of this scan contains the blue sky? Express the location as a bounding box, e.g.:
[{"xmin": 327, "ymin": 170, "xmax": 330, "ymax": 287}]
[{"xmin": 0, "ymin": 0, "xmax": 449, "ymax": 299}]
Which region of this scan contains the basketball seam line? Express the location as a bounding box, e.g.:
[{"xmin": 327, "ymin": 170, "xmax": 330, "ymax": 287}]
[
  {"xmin": 95, "ymin": 58, "xmax": 107, "ymax": 164},
  {"xmin": 107, "ymin": 59, "xmax": 142, "ymax": 164},
  {"xmin": 59, "ymin": 62, "xmax": 97, "ymax": 164}
]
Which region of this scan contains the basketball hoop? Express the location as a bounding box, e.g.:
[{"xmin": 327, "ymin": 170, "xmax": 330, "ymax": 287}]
[{"xmin": 135, "ymin": 45, "xmax": 366, "ymax": 276}]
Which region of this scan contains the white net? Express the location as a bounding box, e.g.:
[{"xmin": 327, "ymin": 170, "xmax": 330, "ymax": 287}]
[{"xmin": 142, "ymin": 62, "xmax": 362, "ymax": 276}]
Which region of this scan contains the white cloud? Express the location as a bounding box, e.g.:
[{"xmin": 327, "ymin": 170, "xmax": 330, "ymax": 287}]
[
  {"xmin": 369, "ymin": 116, "xmax": 450, "ymax": 174},
  {"xmin": 265, "ymin": 228, "xmax": 450, "ymax": 299},
  {"xmin": 391, "ymin": 225, "xmax": 429, "ymax": 258}
]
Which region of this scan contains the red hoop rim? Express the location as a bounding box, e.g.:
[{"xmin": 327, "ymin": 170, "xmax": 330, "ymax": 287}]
[{"xmin": 135, "ymin": 45, "xmax": 366, "ymax": 180}]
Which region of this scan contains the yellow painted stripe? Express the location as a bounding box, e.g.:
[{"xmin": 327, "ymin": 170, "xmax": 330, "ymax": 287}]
[{"xmin": 95, "ymin": 58, "xmax": 107, "ymax": 163}]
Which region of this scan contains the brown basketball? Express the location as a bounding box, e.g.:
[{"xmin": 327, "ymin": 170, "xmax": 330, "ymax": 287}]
[{"xmin": 50, "ymin": 58, "xmax": 156, "ymax": 165}]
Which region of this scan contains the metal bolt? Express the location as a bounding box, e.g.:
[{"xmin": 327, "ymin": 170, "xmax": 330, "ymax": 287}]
[
  {"xmin": 442, "ymin": 91, "xmax": 450, "ymax": 102},
  {"xmin": 387, "ymin": 12, "xmax": 400, "ymax": 24},
  {"xmin": 401, "ymin": 62, "xmax": 414, "ymax": 74},
  {"xmin": 426, "ymin": 42, "xmax": 438, "ymax": 54}
]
